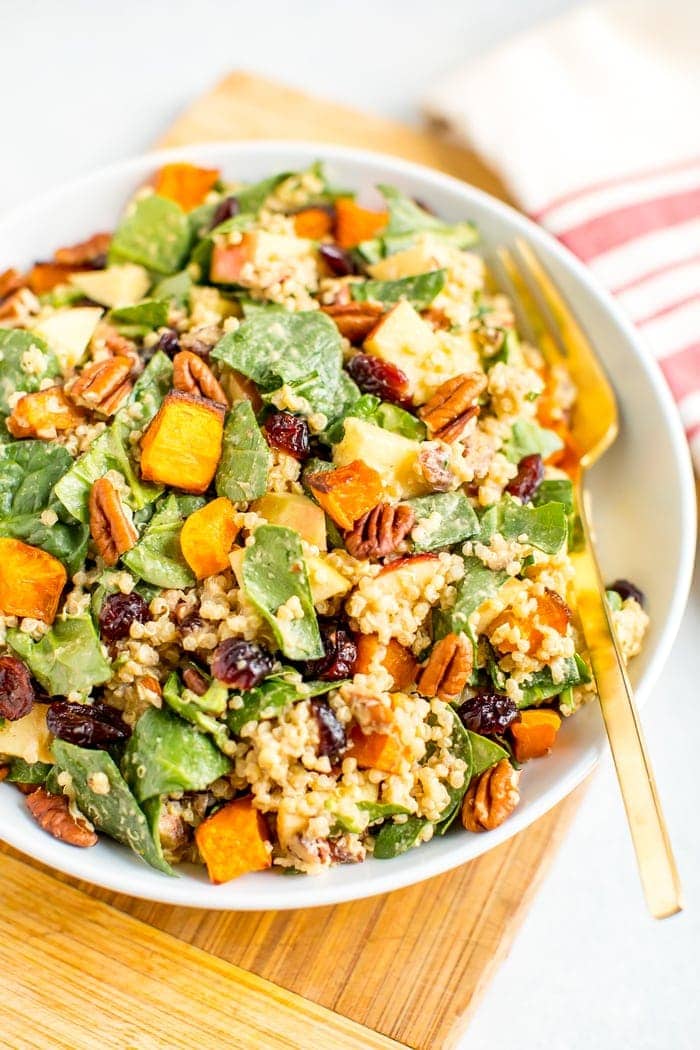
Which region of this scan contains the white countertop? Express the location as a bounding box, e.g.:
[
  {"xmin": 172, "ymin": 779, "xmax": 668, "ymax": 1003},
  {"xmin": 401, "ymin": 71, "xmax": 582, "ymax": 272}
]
[{"xmin": 2, "ymin": 2, "xmax": 698, "ymax": 1047}]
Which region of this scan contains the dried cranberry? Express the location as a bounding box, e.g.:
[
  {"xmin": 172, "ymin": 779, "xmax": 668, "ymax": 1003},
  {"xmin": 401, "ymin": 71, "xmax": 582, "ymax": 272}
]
[
  {"xmin": 210, "ymin": 195, "xmax": 240, "ymax": 228},
  {"xmin": 155, "ymin": 328, "xmax": 180, "ymax": 358},
  {"xmin": 608, "ymin": 579, "xmax": 646, "ymax": 607},
  {"xmin": 505, "ymin": 454, "xmax": 545, "ymax": 503},
  {"xmin": 98, "ymin": 592, "xmax": 150, "ymax": 644},
  {"xmin": 458, "ymin": 692, "xmax": 520, "ymax": 736},
  {"xmin": 310, "ymin": 698, "xmax": 347, "ymax": 762},
  {"xmin": 263, "ymin": 411, "xmax": 310, "ymax": 461},
  {"xmin": 303, "ymin": 623, "xmax": 357, "ymax": 681},
  {"xmin": 0, "ymin": 656, "xmax": 35, "ymax": 721},
  {"xmin": 319, "ymin": 244, "xmax": 356, "ymax": 277},
  {"xmin": 211, "ymin": 638, "xmax": 274, "ymax": 690},
  {"xmin": 47, "ymin": 700, "xmax": 130, "ymax": 750},
  {"xmin": 346, "ymin": 352, "xmax": 412, "ymax": 407}
]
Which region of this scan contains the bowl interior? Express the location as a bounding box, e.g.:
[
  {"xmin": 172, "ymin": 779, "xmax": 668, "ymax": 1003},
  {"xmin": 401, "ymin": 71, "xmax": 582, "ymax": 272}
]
[{"xmin": 0, "ymin": 142, "xmax": 694, "ymax": 909}]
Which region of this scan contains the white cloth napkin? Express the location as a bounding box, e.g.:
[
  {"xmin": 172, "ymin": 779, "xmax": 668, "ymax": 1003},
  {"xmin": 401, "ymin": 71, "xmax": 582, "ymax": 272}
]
[{"xmin": 424, "ymin": 0, "xmax": 700, "ymax": 470}]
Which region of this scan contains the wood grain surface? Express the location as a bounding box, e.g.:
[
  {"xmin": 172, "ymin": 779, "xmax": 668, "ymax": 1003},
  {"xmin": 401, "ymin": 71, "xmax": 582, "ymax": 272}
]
[{"xmin": 0, "ymin": 72, "xmax": 588, "ymax": 1050}]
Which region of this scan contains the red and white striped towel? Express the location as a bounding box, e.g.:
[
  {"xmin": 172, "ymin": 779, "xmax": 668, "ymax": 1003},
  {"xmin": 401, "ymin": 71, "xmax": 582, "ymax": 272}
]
[{"xmin": 424, "ymin": 0, "xmax": 700, "ymax": 471}]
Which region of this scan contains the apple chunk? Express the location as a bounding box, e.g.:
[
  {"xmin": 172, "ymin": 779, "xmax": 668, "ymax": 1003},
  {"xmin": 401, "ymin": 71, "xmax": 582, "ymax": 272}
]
[
  {"xmin": 332, "ymin": 417, "xmax": 428, "ymax": 500},
  {"xmin": 251, "ymin": 493, "xmax": 327, "ymax": 550}
]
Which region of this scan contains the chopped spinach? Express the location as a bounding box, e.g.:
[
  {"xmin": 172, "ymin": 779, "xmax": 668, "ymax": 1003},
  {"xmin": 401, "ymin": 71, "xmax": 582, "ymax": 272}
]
[
  {"xmin": 517, "ymin": 654, "xmax": 590, "ymax": 708},
  {"xmin": 322, "ymin": 393, "xmax": 426, "ymax": 445},
  {"xmin": 5, "ymin": 758, "xmax": 53, "ymax": 785},
  {"xmin": 408, "ymin": 491, "xmax": 480, "ymax": 552},
  {"xmin": 215, "ymin": 400, "xmax": 271, "ymax": 503},
  {"xmin": 151, "ymin": 270, "xmax": 192, "ymax": 308},
  {"xmin": 351, "ymin": 269, "xmax": 446, "ymax": 310},
  {"xmin": 226, "ymin": 677, "xmax": 299, "ymax": 735},
  {"xmin": 109, "ymin": 194, "xmax": 192, "ymax": 275},
  {"xmin": 467, "ymin": 731, "xmax": 508, "ymax": 778},
  {"xmin": 356, "ymin": 800, "xmax": 412, "ymax": 824},
  {"xmin": 123, "ymin": 493, "xmax": 203, "ymax": 588},
  {"xmin": 109, "ymin": 298, "xmax": 170, "ymax": 335},
  {"xmin": 503, "ymin": 419, "xmax": 563, "ymax": 464},
  {"xmin": 357, "ymin": 186, "xmax": 478, "ymax": 262},
  {"xmin": 433, "ymin": 556, "xmax": 508, "ymax": 642},
  {"xmin": 373, "ymin": 816, "xmax": 428, "ymax": 859},
  {"xmin": 162, "ymin": 673, "xmax": 232, "ymax": 754},
  {"xmin": 497, "ymin": 498, "xmax": 568, "ymax": 555},
  {"xmin": 0, "ymin": 328, "xmax": 61, "ymax": 415},
  {"xmin": 7, "ymin": 614, "xmax": 111, "ymax": 697},
  {"xmin": 119, "ymin": 350, "xmax": 173, "ymax": 431},
  {"xmin": 235, "ymin": 172, "xmax": 291, "ymax": 214},
  {"xmin": 433, "ymin": 712, "xmax": 473, "ymax": 834}
]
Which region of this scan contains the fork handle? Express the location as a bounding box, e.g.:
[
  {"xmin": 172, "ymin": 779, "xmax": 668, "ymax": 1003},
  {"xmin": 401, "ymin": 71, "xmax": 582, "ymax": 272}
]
[{"xmin": 571, "ymin": 486, "xmax": 683, "ymax": 918}]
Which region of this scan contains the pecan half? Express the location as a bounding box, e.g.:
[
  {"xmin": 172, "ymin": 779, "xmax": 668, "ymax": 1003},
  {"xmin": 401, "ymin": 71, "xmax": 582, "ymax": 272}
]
[
  {"xmin": 419, "ymin": 372, "xmax": 487, "ymax": 441},
  {"xmin": 422, "ymin": 307, "xmax": 452, "ymax": 331},
  {"xmin": 173, "ymin": 350, "xmax": 228, "ymax": 405},
  {"xmin": 25, "ymin": 787, "xmax": 98, "ymax": 847},
  {"xmin": 54, "ymin": 231, "xmax": 111, "ymax": 268},
  {"xmin": 418, "ymin": 444, "xmax": 455, "ymax": 492},
  {"xmin": 68, "ymin": 356, "xmax": 133, "ymax": 415},
  {"xmin": 0, "ymin": 287, "xmax": 39, "ymax": 324},
  {"xmin": 344, "ymin": 503, "xmax": 415, "ymax": 560},
  {"xmin": 461, "ymin": 758, "xmax": 520, "ymax": 832},
  {"xmin": 321, "ymin": 301, "xmax": 384, "ymax": 343},
  {"xmin": 89, "ymin": 476, "xmax": 138, "ymax": 566},
  {"xmin": 0, "ymin": 267, "xmax": 25, "ymax": 302},
  {"xmin": 183, "ymin": 665, "xmax": 209, "ymax": 696},
  {"xmin": 0, "ymin": 765, "xmax": 8, "ymax": 782},
  {"xmin": 417, "ymin": 632, "xmax": 473, "ymax": 702},
  {"xmin": 92, "ymin": 321, "xmax": 138, "ymax": 360}
]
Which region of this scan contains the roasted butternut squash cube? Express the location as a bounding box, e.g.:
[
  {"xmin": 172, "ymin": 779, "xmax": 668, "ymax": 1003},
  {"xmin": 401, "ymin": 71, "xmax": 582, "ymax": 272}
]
[
  {"xmin": 511, "ymin": 709, "xmax": 562, "ymax": 762},
  {"xmin": 293, "ymin": 207, "xmax": 333, "ymax": 239},
  {"xmin": 180, "ymin": 497, "xmax": 239, "ymax": 579},
  {"xmin": 306, "ymin": 460, "xmax": 383, "ymax": 530},
  {"xmin": 347, "ymin": 725, "xmax": 404, "ymax": 774},
  {"xmin": 335, "ymin": 198, "xmax": 387, "ymax": 248},
  {"xmin": 7, "ymin": 387, "xmax": 86, "ymax": 439},
  {"xmin": 0, "ymin": 538, "xmax": 67, "ymax": 624},
  {"xmin": 195, "ymin": 797, "xmax": 271, "ymax": 884},
  {"xmin": 140, "ymin": 391, "xmax": 224, "ymax": 494},
  {"xmin": 154, "ymin": 162, "xmax": 220, "ymax": 212},
  {"xmin": 355, "ymin": 634, "xmax": 418, "ymax": 690}
]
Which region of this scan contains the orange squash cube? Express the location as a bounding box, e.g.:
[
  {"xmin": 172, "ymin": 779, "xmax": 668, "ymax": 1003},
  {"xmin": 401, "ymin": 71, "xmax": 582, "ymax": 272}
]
[
  {"xmin": 355, "ymin": 634, "xmax": 418, "ymax": 691},
  {"xmin": 140, "ymin": 391, "xmax": 224, "ymax": 495},
  {"xmin": 335, "ymin": 198, "xmax": 388, "ymax": 249},
  {"xmin": 0, "ymin": 538, "xmax": 67, "ymax": 624},
  {"xmin": 293, "ymin": 208, "xmax": 333, "ymax": 239},
  {"xmin": 154, "ymin": 162, "xmax": 220, "ymax": 212},
  {"xmin": 511, "ymin": 709, "xmax": 562, "ymax": 762},
  {"xmin": 7, "ymin": 387, "xmax": 86, "ymax": 440},
  {"xmin": 180, "ymin": 497, "xmax": 239, "ymax": 579},
  {"xmin": 195, "ymin": 797, "xmax": 271, "ymax": 884},
  {"xmin": 27, "ymin": 263, "xmax": 75, "ymax": 294},
  {"xmin": 347, "ymin": 725, "xmax": 405, "ymax": 774},
  {"xmin": 306, "ymin": 460, "xmax": 383, "ymax": 530},
  {"xmin": 490, "ymin": 589, "xmax": 571, "ymax": 656}
]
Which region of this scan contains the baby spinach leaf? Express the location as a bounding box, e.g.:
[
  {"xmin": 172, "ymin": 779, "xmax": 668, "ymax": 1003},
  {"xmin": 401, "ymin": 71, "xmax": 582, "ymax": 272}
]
[
  {"xmin": 0, "ymin": 329, "xmax": 61, "ymax": 415},
  {"xmin": 351, "ymin": 269, "xmax": 446, "ymax": 310},
  {"xmin": 119, "ymin": 350, "xmax": 173, "ymax": 431},
  {"xmin": 357, "ymin": 800, "xmax": 412, "ymax": 823},
  {"xmin": 502, "ymin": 419, "xmax": 563, "ymax": 464},
  {"xmin": 226, "ymin": 677, "xmax": 300, "ymax": 735},
  {"xmin": 51, "ymin": 739, "xmax": 173, "ymax": 875},
  {"xmin": 433, "ymin": 713, "xmax": 473, "ymax": 834},
  {"xmin": 373, "ymin": 816, "xmax": 428, "ymax": 859},
  {"xmin": 433, "ymin": 557, "xmax": 508, "ymax": 642},
  {"xmin": 5, "ymin": 758, "xmax": 53, "ymax": 785},
  {"xmin": 533, "ymin": 478, "xmax": 583, "ymax": 552},
  {"xmin": 151, "ymin": 270, "xmax": 192, "ymax": 308},
  {"xmin": 109, "ymin": 299, "xmax": 170, "ymax": 334},
  {"xmin": 212, "ymin": 311, "xmax": 344, "ymax": 419},
  {"xmin": 236, "ymin": 172, "xmax": 291, "ymax": 214},
  {"xmin": 109, "ymin": 194, "xmax": 192, "ymax": 275},
  {"xmin": 497, "ymin": 499, "xmax": 568, "ymax": 555},
  {"xmin": 141, "ymin": 795, "xmax": 174, "ymax": 874},
  {"xmin": 606, "ymin": 589, "xmax": 623, "ymax": 612},
  {"xmin": 162, "ymin": 673, "xmax": 232, "ymax": 755},
  {"xmin": 467, "ymin": 731, "xmax": 508, "ymax": 778},
  {"xmin": 7, "ymin": 614, "xmax": 111, "ymax": 697},
  {"xmin": 215, "ymin": 400, "xmax": 271, "ymax": 503},
  {"xmin": 408, "ymin": 491, "xmax": 480, "ymax": 552},
  {"xmin": 123, "ymin": 493, "xmax": 202, "ymax": 588},
  {"xmin": 517, "ymin": 655, "xmax": 590, "ymax": 708},
  {"xmin": 122, "ymin": 705, "xmax": 232, "ymax": 803},
  {"xmin": 241, "ymin": 524, "xmax": 323, "ymax": 661},
  {"xmin": 322, "ymin": 393, "xmax": 425, "ymax": 445},
  {"xmin": 357, "ymin": 186, "xmax": 478, "ymax": 262},
  {"xmin": 0, "ymin": 440, "xmax": 89, "ymax": 573}
]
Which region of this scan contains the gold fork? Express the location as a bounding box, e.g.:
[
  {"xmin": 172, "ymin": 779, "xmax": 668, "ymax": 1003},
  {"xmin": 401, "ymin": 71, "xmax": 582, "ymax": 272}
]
[{"xmin": 495, "ymin": 238, "xmax": 682, "ymax": 919}]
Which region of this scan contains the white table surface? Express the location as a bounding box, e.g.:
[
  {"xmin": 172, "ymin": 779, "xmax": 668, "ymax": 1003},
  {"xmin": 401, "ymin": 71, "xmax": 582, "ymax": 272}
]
[{"xmin": 2, "ymin": 2, "xmax": 698, "ymax": 1047}]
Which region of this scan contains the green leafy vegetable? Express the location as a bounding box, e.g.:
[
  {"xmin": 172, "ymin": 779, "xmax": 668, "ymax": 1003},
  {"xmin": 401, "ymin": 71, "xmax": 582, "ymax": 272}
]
[
  {"xmin": 122, "ymin": 705, "xmax": 232, "ymax": 803},
  {"xmin": 51, "ymin": 740, "xmax": 173, "ymax": 875},
  {"xmin": 351, "ymin": 270, "xmax": 446, "ymax": 310},
  {"xmin": 7, "ymin": 614, "xmax": 111, "ymax": 697},
  {"xmin": 109, "ymin": 194, "xmax": 192, "ymax": 275},
  {"xmin": 373, "ymin": 816, "xmax": 428, "ymax": 859},
  {"xmin": 109, "ymin": 299, "xmax": 170, "ymax": 334},
  {"xmin": 502, "ymin": 419, "xmax": 563, "ymax": 464},
  {"xmin": 0, "ymin": 329, "xmax": 61, "ymax": 415},
  {"xmin": 215, "ymin": 400, "xmax": 271, "ymax": 503},
  {"xmin": 497, "ymin": 498, "xmax": 568, "ymax": 555},
  {"xmin": 226, "ymin": 677, "xmax": 299, "ymax": 735},
  {"xmin": 235, "ymin": 172, "xmax": 291, "ymax": 214},
  {"xmin": 120, "ymin": 349, "xmax": 173, "ymax": 431},
  {"xmin": 517, "ymin": 655, "xmax": 590, "ymax": 708},
  {"xmin": 356, "ymin": 800, "xmax": 412, "ymax": 823},
  {"xmin": 162, "ymin": 673, "xmax": 232, "ymax": 754},
  {"xmin": 242, "ymin": 525, "xmax": 323, "ymax": 661},
  {"xmin": 467, "ymin": 731, "xmax": 508, "ymax": 778},
  {"xmin": 152, "ymin": 270, "xmax": 193, "ymax": 308},
  {"xmin": 433, "ymin": 712, "xmax": 473, "ymax": 834},
  {"xmin": 4, "ymin": 758, "xmax": 53, "ymax": 785},
  {"xmin": 408, "ymin": 491, "xmax": 480, "ymax": 552},
  {"xmin": 433, "ymin": 557, "xmax": 508, "ymax": 642},
  {"xmin": 322, "ymin": 393, "xmax": 426, "ymax": 445},
  {"xmin": 533, "ymin": 478, "xmax": 583, "ymax": 552},
  {"xmin": 123, "ymin": 493, "xmax": 203, "ymax": 588},
  {"xmin": 357, "ymin": 186, "xmax": 478, "ymax": 262},
  {"xmin": 606, "ymin": 589, "xmax": 623, "ymax": 612}
]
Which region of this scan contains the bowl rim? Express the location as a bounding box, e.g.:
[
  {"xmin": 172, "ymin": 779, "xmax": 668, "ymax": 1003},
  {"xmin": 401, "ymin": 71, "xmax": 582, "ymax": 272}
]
[{"xmin": 0, "ymin": 139, "xmax": 695, "ymax": 909}]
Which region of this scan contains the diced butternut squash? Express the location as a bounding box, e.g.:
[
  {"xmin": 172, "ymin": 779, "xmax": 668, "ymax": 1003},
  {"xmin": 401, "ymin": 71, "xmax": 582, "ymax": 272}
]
[
  {"xmin": 6, "ymin": 387, "xmax": 86, "ymax": 439},
  {"xmin": 355, "ymin": 634, "xmax": 418, "ymax": 690},
  {"xmin": 335, "ymin": 198, "xmax": 387, "ymax": 248},
  {"xmin": 251, "ymin": 493, "xmax": 326, "ymax": 550},
  {"xmin": 0, "ymin": 538, "xmax": 67, "ymax": 624},
  {"xmin": 332, "ymin": 417, "xmax": 428, "ymax": 500},
  {"xmin": 347, "ymin": 725, "xmax": 404, "ymax": 774},
  {"xmin": 210, "ymin": 239, "xmax": 252, "ymax": 284},
  {"xmin": 27, "ymin": 263, "xmax": 74, "ymax": 295},
  {"xmin": 490, "ymin": 588, "xmax": 570, "ymax": 656},
  {"xmin": 180, "ymin": 497, "xmax": 239, "ymax": 579},
  {"xmin": 546, "ymin": 420, "xmax": 581, "ymax": 479},
  {"xmin": 306, "ymin": 460, "xmax": 384, "ymax": 530},
  {"xmin": 294, "ymin": 207, "xmax": 333, "ymax": 239},
  {"xmin": 0, "ymin": 705, "xmax": 53, "ymax": 764},
  {"xmin": 511, "ymin": 709, "xmax": 562, "ymax": 762},
  {"xmin": 195, "ymin": 796, "xmax": 271, "ymax": 884},
  {"xmin": 140, "ymin": 390, "xmax": 225, "ymax": 494},
  {"xmin": 154, "ymin": 162, "xmax": 220, "ymax": 212}
]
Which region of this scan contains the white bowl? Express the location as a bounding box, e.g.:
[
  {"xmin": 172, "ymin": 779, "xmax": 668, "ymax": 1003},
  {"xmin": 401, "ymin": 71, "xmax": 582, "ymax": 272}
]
[{"xmin": 0, "ymin": 142, "xmax": 695, "ymax": 909}]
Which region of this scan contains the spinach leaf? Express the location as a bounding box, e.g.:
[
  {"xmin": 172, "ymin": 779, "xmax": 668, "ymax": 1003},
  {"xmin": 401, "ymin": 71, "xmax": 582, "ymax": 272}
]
[
  {"xmin": 0, "ymin": 440, "xmax": 89, "ymax": 573},
  {"xmin": 408, "ymin": 491, "xmax": 480, "ymax": 552},
  {"xmin": 497, "ymin": 499, "xmax": 568, "ymax": 555},
  {"xmin": 241, "ymin": 524, "xmax": 323, "ymax": 661},
  {"xmin": 226, "ymin": 677, "xmax": 299, "ymax": 735},
  {"xmin": 356, "ymin": 800, "xmax": 412, "ymax": 823},
  {"xmin": 7, "ymin": 614, "xmax": 111, "ymax": 697},
  {"xmin": 141, "ymin": 795, "xmax": 174, "ymax": 873},
  {"xmin": 212, "ymin": 311, "xmax": 344, "ymax": 419},
  {"xmin": 517, "ymin": 654, "xmax": 590, "ymax": 708},
  {"xmin": 51, "ymin": 739, "xmax": 173, "ymax": 875},
  {"xmin": 109, "ymin": 194, "xmax": 192, "ymax": 275},
  {"xmin": 162, "ymin": 673, "xmax": 232, "ymax": 755},
  {"xmin": 533, "ymin": 478, "xmax": 583, "ymax": 552},
  {"xmin": 54, "ymin": 419, "xmax": 161, "ymax": 523},
  {"xmin": 357, "ymin": 186, "xmax": 478, "ymax": 262},
  {"xmin": 433, "ymin": 712, "xmax": 473, "ymax": 834},
  {"xmin": 502, "ymin": 419, "xmax": 563, "ymax": 464},
  {"xmin": 0, "ymin": 329, "xmax": 61, "ymax": 415},
  {"xmin": 122, "ymin": 705, "xmax": 232, "ymax": 802},
  {"xmin": 151, "ymin": 270, "xmax": 192, "ymax": 308},
  {"xmin": 109, "ymin": 299, "xmax": 170, "ymax": 335},
  {"xmin": 433, "ymin": 557, "xmax": 508, "ymax": 642},
  {"xmin": 322, "ymin": 393, "xmax": 426, "ymax": 445},
  {"xmin": 190, "ymin": 212, "xmax": 254, "ymax": 273},
  {"xmin": 467, "ymin": 731, "xmax": 508, "ymax": 778},
  {"xmin": 5, "ymin": 758, "xmax": 53, "ymax": 785},
  {"xmin": 119, "ymin": 349, "xmax": 173, "ymax": 431},
  {"xmin": 123, "ymin": 493, "xmax": 202, "ymax": 588},
  {"xmin": 236, "ymin": 172, "xmax": 291, "ymax": 214},
  {"xmin": 373, "ymin": 816, "xmax": 428, "ymax": 859},
  {"xmin": 215, "ymin": 400, "xmax": 271, "ymax": 503},
  {"xmin": 351, "ymin": 269, "xmax": 446, "ymax": 310}
]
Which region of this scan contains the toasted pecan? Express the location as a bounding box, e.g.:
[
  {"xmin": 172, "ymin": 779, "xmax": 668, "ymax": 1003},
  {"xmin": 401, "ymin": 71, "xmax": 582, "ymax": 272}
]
[
  {"xmin": 89, "ymin": 477, "xmax": 138, "ymax": 566},
  {"xmin": 417, "ymin": 632, "xmax": 473, "ymax": 702},
  {"xmin": 418, "ymin": 444, "xmax": 455, "ymax": 492},
  {"xmin": 419, "ymin": 372, "xmax": 487, "ymax": 441},
  {"xmin": 321, "ymin": 301, "xmax": 384, "ymax": 343},
  {"xmin": 68, "ymin": 356, "xmax": 133, "ymax": 415},
  {"xmin": 53, "ymin": 231, "xmax": 111, "ymax": 268},
  {"xmin": 0, "ymin": 267, "xmax": 25, "ymax": 302},
  {"xmin": 461, "ymin": 758, "xmax": 520, "ymax": 832},
  {"xmin": 173, "ymin": 350, "xmax": 228, "ymax": 405},
  {"xmin": 25, "ymin": 787, "xmax": 98, "ymax": 847},
  {"xmin": 344, "ymin": 503, "xmax": 415, "ymax": 560}
]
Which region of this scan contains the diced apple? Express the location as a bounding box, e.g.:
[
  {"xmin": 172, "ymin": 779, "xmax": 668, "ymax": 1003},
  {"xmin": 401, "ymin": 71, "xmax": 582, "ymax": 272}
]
[
  {"xmin": 0, "ymin": 705, "xmax": 53, "ymax": 765},
  {"xmin": 377, "ymin": 553, "xmax": 440, "ymax": 598},
  {"xmin": 332, "ymin": 417, "xmax": 429, "ymax": 500},
  {"xmin": 210, "ymin": 240, "xmax": 252, "ymax": 284},
  {"xmin": 368, "ymin": 244, "xmax": 442, "ymax": 281},
  {"xmin": 306, "ymin": 553, "xmax": 352, "ymax": 604},
  {"xmin": 364, "ymin": 300, "xmax": 439, "ymax": 403},
  {"xmin": 252, "ymin": 493, "xmax": 327, "ymax": 550},
  {"xmin": 229, "ymin": 546, "xmax": 245, "ymax": 588},
  {"xmin": 69, "ymin": 264, "xmax": 151, "ymax": 308},
  {"xmin": 33, "ymin": 306, "xmax": 103, "ymax": 373},
  {"xmin": 211, "ymin": 230, "xmax": 314, "ymax": 285}
]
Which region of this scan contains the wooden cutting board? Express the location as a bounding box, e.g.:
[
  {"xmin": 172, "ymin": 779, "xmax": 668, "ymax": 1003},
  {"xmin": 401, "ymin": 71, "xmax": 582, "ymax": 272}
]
[{"xmin": 0, "ymin": 73, "xmax": 587, "ymax": 1050}]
